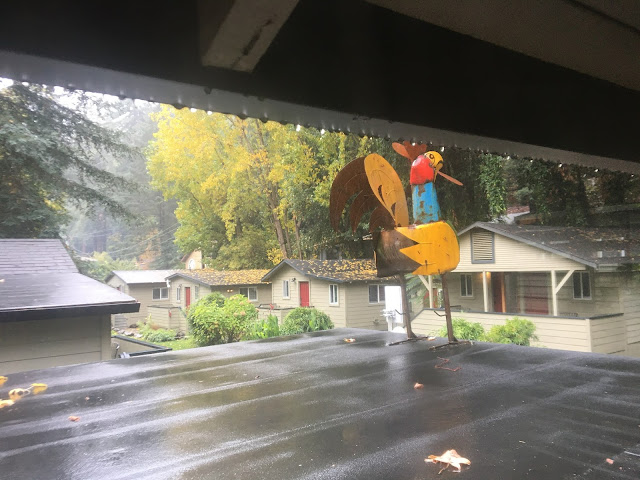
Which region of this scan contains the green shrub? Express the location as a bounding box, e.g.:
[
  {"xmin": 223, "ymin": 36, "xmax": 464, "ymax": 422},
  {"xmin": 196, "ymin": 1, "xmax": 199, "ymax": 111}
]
[
  {"xmin": 485, "ymin": 317, "xmax": 538, "ymax": 346},
  {"xmin": 188, "ymin": 294, "xmax": 257, "ymax": 346},
  {"xmin": 137, "ymin": 322, "xmax": 177, "ymax": 343},
  {"xmin": 280, "ymin": 308, "xmax": 333, "ymax": 335},
  {"xmin": 246, "ymin": 314, "xmax": 280, "ymax": 340},
  {"xmin": 438, "ymin": 318, "xmax": 486, "ymax": 341},
  {"xmin": 198, "ymin": 292, "xmax": 226, "ymax": 308}
]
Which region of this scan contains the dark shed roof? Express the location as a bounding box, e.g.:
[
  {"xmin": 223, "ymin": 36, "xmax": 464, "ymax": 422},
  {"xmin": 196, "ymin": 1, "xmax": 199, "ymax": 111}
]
[
  {"xmin": 262, "ymin": 259, "xmax": 392, "ymax": 283},
  {"xmin": 0, "ymin": 240, "xmax": 139, "ymax": 321},
  {"xmin": 0, "ymin": 329, "xmax": 638, "ymax": 479},
  {"xmin": 0, "ymin": 239, "xmax": 78, "ymax": 275},
  {"xmin": 459, "ymin": 222, "xmax": 640, "ymax": 269}
]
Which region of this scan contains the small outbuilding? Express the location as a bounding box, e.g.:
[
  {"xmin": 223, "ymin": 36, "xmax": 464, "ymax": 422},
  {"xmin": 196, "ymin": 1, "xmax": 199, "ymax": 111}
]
[{"xmin": 0, "ymin": 239, "xmax": 139, "ymax": 374}]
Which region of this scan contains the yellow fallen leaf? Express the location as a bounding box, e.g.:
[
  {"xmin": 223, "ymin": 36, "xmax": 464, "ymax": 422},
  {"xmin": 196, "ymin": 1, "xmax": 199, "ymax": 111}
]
[
  {"xmin": 9, "ymin": 388, "xmax": 30, "ymax": 402},
  {"xmin": 344, "ymin": 338, "xmax": 356, "ymax": 343},
  {"xmin": 0, "ymin": 399, "xmax": 14, "ymax": 409},
  {"xmin": 414, "ymin": 382, "xmax": 424, "ymax": 390},
  {"xmin": 0, "ymin": 376, "xmax": 7, "ymax": 386},
  {"xmin": 69, "ymin": 416, "xmax": 80, "ymax": 422},
  {"xmin": 31, "ymin": 383, "xmax": 48, "ymax": 395},
  {"xmin": 426, "ymin": 449, "xmax": 471, "ymax": 473}
]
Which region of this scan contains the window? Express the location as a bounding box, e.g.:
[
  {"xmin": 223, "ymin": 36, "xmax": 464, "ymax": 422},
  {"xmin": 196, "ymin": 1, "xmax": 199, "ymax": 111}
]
[
  {"xmin": 471, "ymin": 231, "xmax": 494, "ymax": 263},
  {"xmin": 573, "ymin": 271, "xmax": 591, "ymax": 299},
  {"xmin": 176, "ymin": 287, "xmax": 181, "ymax": 302},
  {"xmin": 152, "ymin": 287, "xmax": 168, "ymax": 300},
  {"xmin": 368, "ymin": 285, "xmax": 386, "ymax": 303},
  {"xmin": 329, "ymin": 284, "xmax": 339, "ymax": 305},
  {"xmin": 460, "ymin": 274, "xmax": 473, "ymax": 297},
  {"xmin": 195, "ymin": 285, "xmax": 199, "ymax": 300},
  {"xmin": 282, "ymin": 280, "xmax": 290, "ymax": 299},
  {"xmin": 188, "ymin": 259, "xmax": 195, "ymax": 270},
  {"xmin": 240, "ymin": 286, "xmax": 257, "ymax": 301}
]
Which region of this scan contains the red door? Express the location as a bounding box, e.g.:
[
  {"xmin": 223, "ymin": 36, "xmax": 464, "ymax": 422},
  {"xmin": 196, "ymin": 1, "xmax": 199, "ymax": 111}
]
[
  {"xmin": 299, "ymin": 282, "xmax": 310, "ymax": 307},
  {"xmin": 185, "ymin": 287, "xmax": 191, "ymax": 309}
]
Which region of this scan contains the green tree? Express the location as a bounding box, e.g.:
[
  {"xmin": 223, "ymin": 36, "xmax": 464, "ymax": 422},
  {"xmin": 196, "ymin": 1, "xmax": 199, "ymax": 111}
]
[{"xmin": 0, "ymin": 84, "xmax": 139, "ymax": 238}]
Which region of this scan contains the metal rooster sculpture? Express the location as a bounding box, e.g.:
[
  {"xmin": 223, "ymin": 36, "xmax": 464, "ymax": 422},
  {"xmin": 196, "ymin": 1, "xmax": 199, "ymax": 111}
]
[{"xmin": 330, "ymin": 141, "xmax": 462, "ymax": 341}]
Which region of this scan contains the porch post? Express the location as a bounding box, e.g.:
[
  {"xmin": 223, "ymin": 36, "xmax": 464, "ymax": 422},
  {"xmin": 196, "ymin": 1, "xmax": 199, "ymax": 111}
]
[
  {"xmin": 551, "ymin": 270, "xmax": 558, "ymax": 317},
  {"xmin": 428, "ymin": 275, "xmax": 433, "ymax": 308},
  {"xmin": 482, "ymin": 271, "xmax": 488, "ymax": 312}
]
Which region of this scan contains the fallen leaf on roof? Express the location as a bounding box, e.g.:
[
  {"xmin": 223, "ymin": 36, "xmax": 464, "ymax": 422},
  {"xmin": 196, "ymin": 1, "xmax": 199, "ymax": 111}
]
[
  {"xmin": 0, "ymin": 376, "xmax": 7, "ymax": 386},
  {"xmin": 0, "ymin": 278, "xmax": 4, "ymax": 282},
  {"xmin": 0, "ymin": 399, "xmax": 14, "ymax": 409},
  {"xmin": 9, "ymin": 388, "xmax": 30, "ymax": 401},
  {"xmin": 414, "ymin": 382, "xmax": 424, "ymax": 389},
  {"xmin": 344, "ymin": 338, "xmax": 356, "ymax": 343},
  {"xmin": 606, "ymin": 458, "xmax": 614, "ymax": 465},
  {"xmin": 435, "ymin": 357, "xmax": 461, "ymax": 372},
  {"xmin": 425, "ymin": 449, "xmax": 471, "ymax": 474},
  {"xmin": 69, "ymin": 416, "xmax": 80, "ymax": 422},
  {"xmin": 31, "ymin": 383, "xmax": 48, "ymax": 395},
  {"xmin": 426, "ymin": 336, "xmax": 436, "ymax": 341}
]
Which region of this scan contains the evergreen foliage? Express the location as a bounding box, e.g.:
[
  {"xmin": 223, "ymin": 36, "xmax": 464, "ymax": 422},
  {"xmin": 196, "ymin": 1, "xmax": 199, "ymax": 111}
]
[
  {"xmin": 0, "ymin": 84, "xmax": 139, "ymax": 238},
  {"xmin": 280, "ymin": 308, "xmax": 334, "ymax": 335},
  {"xmin": 188, "ymin": 294, "xmax": 257, "ymax": 346}
]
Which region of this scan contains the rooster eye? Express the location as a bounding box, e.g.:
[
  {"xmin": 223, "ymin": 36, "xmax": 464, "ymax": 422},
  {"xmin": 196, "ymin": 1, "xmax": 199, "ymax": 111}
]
[{"xmin": 428, "ymin": 154, "xmax": 434, "ymax": 160}]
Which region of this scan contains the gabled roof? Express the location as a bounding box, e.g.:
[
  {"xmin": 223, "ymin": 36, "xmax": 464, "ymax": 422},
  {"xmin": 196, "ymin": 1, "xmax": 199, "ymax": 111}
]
[
  {"xmin": 0, "ymin": 239, "xmax": 77, "ymax": 275},
  {"xmin": 107, "ymin": 270, "xmax": 175, "ymax": 285},
  {"xmin": 262, "ymin": 259, "xmax": 389, "ymax": 283},
  {"xmin": 0, "ymin": 239, "xmax": 138, "ymax": 321},
  {"xmin": 458, "ymin": 222, "xmax": 640, "ymax": 269},
  {"xmin": 167, "ymin": 269, "xmax": 270, "ymax": 287}
]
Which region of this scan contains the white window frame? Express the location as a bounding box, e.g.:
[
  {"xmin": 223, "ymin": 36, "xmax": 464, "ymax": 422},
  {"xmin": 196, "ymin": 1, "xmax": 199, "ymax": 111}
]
[
  {"xmin": 460, "ymin": 274, "xmax": 473, "ymax": 297},
  {"xmin": 573, "ymin": 271, "xmax": 592, "ymax": 300},
  {"xmin": 240, "ymin": 286, "xmax": 258, "ymax": 301},
  {"xmin": 329, "ymin": 284, "xmax": 339, "ymax": 306},
  {"xmin": 368, "ymin": 284, "xmax": 385, "ymax": 304},
  {"xmin": 176, "ymin": 286, "xmax": 181, "ymax": 302},
  {"xmin": 282, "ymin": 280, "xmax": 290, "ymax": 299},
  {"xmin": 153, "ymin": 287, "xmax": 169, "ymax": 300}
]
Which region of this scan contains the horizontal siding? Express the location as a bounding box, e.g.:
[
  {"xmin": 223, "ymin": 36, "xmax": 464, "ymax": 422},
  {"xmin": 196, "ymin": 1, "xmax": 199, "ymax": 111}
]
[
  {"xmin": 148, "ymin": 306, "xmax": 187, "ymax": 333},
  {"xmin": 268, "ymin": 266, "xmax": 305, "ymax": 308},
  {"xmin": 412, "ymin": 310, "xmax": 591, "ymax": 352},
  {"xmin": 621, "ymin": 273, "xmax": 640, "ymax": 345},
  {"xmin": 0, "ymin": 315, "xmax": 110, "ymax": 374},
  {"xmin": 345, "ymin": 283, "xmax": 388, "ymax": 331},
  {"xmin": 457, "ymin": 231, "xmax": 585, "ymax": 272},
  {"xmin": 309, "ymin": 279, "xmax": 346, "ymax": 328}
]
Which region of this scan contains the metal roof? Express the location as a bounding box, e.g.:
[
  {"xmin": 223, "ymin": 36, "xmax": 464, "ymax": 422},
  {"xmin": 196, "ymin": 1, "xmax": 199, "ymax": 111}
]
[
  {"xmin": 167, "ymin": 269, "xmax": 270, "ymax": 287},
  {"xmin": 0, "ymin": 329, "xmax": 638, "ymax": 479},
  {"xmin": 459, "ymin": 222, "xmax": 640, "ymax": 269},
  {"xmin": 107, "ymin": 270, "xmax": 176, "ymax": 285},
  {"xmin": 0, "ymin": 239, "xmax": 78, "ymax": 275},
  {"xmin": 262, "ymin": 259, "xmax": 393, "ymax": 283}
]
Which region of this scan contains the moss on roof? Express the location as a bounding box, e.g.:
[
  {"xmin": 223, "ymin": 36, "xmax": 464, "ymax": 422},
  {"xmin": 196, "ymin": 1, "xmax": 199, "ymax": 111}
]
[
  {"xmin": 264, "ymin": 259, "xmax": 384, "ymax": 283},
  {"xmin": 169, "ymin": 269, "xmax": 270, "ymax": 286}
]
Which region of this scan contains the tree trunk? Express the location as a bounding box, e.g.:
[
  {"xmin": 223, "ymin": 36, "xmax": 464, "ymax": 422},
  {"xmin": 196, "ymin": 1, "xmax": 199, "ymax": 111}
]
[{"xmin": 293, "ymin": 215, "xmax": 303, "ymax": 259}]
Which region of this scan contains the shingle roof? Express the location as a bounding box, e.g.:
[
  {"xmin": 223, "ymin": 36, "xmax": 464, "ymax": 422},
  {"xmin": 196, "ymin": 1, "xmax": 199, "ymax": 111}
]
[
  {"xmin": 459, "ymin": 222, "xmax": 640, "ymax": 268},
  {"xmin": 262, "ymin": 259, "xmax": 386, "ymax": 283},
  {"xmin": 0, "ymin": 239, "xmax": 138, "ymax": 320},
  {"xmin": 108, "ymin": 270, "xmax": 175, "ymax": 284},
  {"xmin": 167, "ymin": 269, "xmax": 270, "ymax": 286},
  {"xmin": 0, "ymin": 239, "xmax": 78, "ymax": 275}
]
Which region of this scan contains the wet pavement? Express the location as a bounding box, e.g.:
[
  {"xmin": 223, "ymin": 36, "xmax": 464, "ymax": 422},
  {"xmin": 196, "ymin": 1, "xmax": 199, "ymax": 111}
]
[{"xmin": 1, "ymin": 329, "xmax": 639, "ymax": 479}]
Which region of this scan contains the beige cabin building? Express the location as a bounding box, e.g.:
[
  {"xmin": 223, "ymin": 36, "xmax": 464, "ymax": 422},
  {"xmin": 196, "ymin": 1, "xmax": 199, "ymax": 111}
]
[
  {"xmin": 412, "ymin": 223, "xmax": 640, "ymax": 356},
  {"xmin": 149, "ymin": 269, "xmax": 271, "ymax": 332},
  {"xmin": 261, "ymin": 259, "xmax": 397, "ymax": 330},
  {"xmin": 181, "ymin": 250, "xmax": 204, "ymax": 270},
  {"xmin": 106, "ymin": 270, "xmax": 175, "ymax": 326},
  {"xmin": 0, "ymin": 239, "xmax": 139, "ymax": 374}
]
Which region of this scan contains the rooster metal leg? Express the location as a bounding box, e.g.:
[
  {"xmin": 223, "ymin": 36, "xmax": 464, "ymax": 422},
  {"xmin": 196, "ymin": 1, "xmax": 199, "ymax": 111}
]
[
  {"xmin": 398, "ymin": 274, "xmax": 417, "ymax": 339},
  {"xmin": 441, "ymin": 273, "xmax": 458, "ymax": 343}
]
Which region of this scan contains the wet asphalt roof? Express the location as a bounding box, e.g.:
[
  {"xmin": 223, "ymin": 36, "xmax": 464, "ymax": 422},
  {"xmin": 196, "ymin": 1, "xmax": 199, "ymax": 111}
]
[{"xmin": 1, "ymin": 329, "xmax": 639, "ymax": 479}]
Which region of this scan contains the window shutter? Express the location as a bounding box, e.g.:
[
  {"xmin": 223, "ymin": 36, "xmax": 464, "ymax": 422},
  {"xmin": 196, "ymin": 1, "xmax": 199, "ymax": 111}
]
[{"xmin": 471, "ymin": 231, "xmax": 494, "ymax": 263}]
